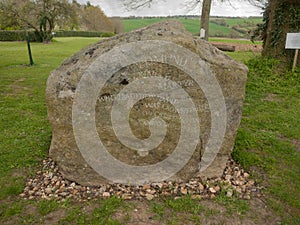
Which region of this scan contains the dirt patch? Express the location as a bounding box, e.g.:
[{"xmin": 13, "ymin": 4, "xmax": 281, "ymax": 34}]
[
  {"xmin": 44, "ymin": 209, "xmax": 66, "ymax": 225},
  {"xmin": 10, "ymin": 167, "xmax": 33, "ymax": 178},
  {"xmin": 111, "ymin": 197, "xmax": 280, "ymax": 225},
  {"xmin": 278, "ymin": 134, "xmax": 300, "ymax": 152},
  {"xmin": 24, "ymin": 204, "xmax": 38, "ymax": 215},
  {"xmin": 262, "ymin": 93, "xmax": 283, "ymax": 102},
  {"xmin": 81, "ymin": 202, "xmax": 98, "ymax": 214},
  {"xmin": 248, "ymin": 197, "xmax": 281, "ymax": 225},
  {"xmin": 2, "ymin": 217, "xmax": 19, "ymax": 225},
  {"xmin": 113, "ymin": 200, "xmax": 160, "ymax": 225},
  {"xmin": 291, "ymin": 139, "xmax": 300, "ymax": 152},
  {"xmin": 6, "ymin": 77, "xmax": 31, "ymax": 97}
]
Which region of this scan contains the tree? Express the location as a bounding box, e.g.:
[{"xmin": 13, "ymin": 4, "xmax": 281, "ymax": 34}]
[
  {"xmin": 80, "ymin": 3, "xmax": 114, "ymax": 32},
  {"xmin": 0, "ymin": 0, "xmax": 77, "ymax": 42},
  {"xmin": 263, "ymin": 0, "xmax": 300, "ymax": 65},
  {"xmin": 111, "ymin": 17, "xmax": 124, "ymax": 34},
  {"xmin": 183, "ymin": 0, "xmax": 214, "ymax": 40},
  {"xmin": 253, "ymin": 0, "xmax": 300, "ymax": 66},
  {"xmin": 200, "ymin": 0, "xmax": 211, "ymax": 40},
  {"xmin": 0, "ymin": 0, "xmax": 37, "ymax": 30}
]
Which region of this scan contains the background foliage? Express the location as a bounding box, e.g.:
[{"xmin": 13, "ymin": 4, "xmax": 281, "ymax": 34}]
[{"xmin": 0, "ymin": 0, "xmax": 119, "ymax": 42}]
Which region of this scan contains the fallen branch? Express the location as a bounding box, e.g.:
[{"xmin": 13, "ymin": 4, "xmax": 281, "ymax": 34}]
[{"xmin": 211, "ymin": 43, "xmax": 236, "ymax": 52}]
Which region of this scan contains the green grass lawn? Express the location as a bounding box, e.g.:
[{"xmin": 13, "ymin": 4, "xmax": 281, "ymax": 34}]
[
  {"xmin": 209, "ymin": 37, "xmax": 262, "ymax": 45},
  {"xmin": 122, "ymin": 18, "xmax": 164, "ymax": 32},
  {"xmin": 122, "ymin": 17, "xmax": 262, "ymax": 37},
  {"xmin": 122, "ymin": 17, "xmax": 230, "ymax": 35},
  {"xmin": 232, "ymin": 58, "xmax": 300, "ymax": 224},
  {"xmin": 0, "ymin": 37, "xmax": 299, "ymax": 224},
  {"xmin": 0, "ymin": 37, "xmax": 101, "ymax": 198}
]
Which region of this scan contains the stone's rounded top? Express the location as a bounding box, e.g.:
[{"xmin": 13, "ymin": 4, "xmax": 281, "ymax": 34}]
[
  {"xmin": 58, "ymin": 20, "xmax": 247, "ymax": 74},
  {"xmin": 46, "ymin": 20, "xmax": 248, "ymax": 186}
]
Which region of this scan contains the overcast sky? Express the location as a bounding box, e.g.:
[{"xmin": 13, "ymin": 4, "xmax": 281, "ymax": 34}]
[{"xmin": 76, "ymin": 0, "xmax": 263, "ymax": 17}]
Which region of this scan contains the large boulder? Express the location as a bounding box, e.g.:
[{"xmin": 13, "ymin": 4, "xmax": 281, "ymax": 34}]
[{"xmin": 46, "ymin": 20, "xmax": 248, "ymax": 186}]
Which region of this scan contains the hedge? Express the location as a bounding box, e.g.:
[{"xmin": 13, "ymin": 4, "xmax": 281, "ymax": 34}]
[
  {"xmin": 53, "ymin": 30, "xmax": 114, "ymax": 38},
  {"xmin": 0, "ymin": 30, "xmax": 115, "ymax": 41},
  {"xmin": 0, "ymin": 30, "xmax": 39, "ymax": 41}
]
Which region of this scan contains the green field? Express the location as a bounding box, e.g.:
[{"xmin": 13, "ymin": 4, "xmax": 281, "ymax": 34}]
[
  {"xmin": 122, "ymin": 17, "xmax": 262, "ymax": 38},
  {"xmin": 0, "ymin": 37, "xmax": 299, "ymax": 224}
]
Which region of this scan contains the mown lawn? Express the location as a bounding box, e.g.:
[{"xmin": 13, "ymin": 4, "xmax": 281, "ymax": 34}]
[
  {"xmin": 122, "ymin": 17, "xmax": 227, "ymax": 35},
  {"xmin": 122, "ymin": 17, "xmax": 262, "ymax": 37},
  {"xmin": 232, "ymin": 57, "xmax": 300, "ymax": 224},
  {"xmin": 0, "ymin": 38, "xmax": 101, "ymax": 202},
  {"xmin": 0, "ymin": 37, "xmax": 299, "ymax": 224}
]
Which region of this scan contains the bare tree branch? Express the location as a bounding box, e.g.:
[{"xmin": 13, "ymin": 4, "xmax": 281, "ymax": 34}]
[
  {"xmin": 183, "ymin": 0, "xmax": 201, "ymax": 13},
  {"xmin": 182, "ymin": 0, "xmax": 236, "ymax": 14},
  {"xmin": 247, "ymin": 0, "xmax": 267, "ymax": 8},
  {"xmin": 123, "ymin": 0, "xmax": 165, "ymax": 10},
  {"xmin": 123, "ymin": 0, "xmax": 266, "ymax": 13},
  {"xmin": 121, "ymin": 0, "xmax": 267, "ymax": 42}
]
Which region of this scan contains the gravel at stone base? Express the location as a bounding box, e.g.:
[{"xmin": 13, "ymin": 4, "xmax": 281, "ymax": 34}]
[{"xmin": 20, "ymin": 158, "xmax": 263, "ymax": 202}]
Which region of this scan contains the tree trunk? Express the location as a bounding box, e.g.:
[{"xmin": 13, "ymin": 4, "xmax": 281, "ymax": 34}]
[
  {"xmin": 200, "ymin": 0, "xmax": 212, "ymax": 41},
  {"xmin": 262, "ymin": 0, "xmax": 300, "ymax": 67}
]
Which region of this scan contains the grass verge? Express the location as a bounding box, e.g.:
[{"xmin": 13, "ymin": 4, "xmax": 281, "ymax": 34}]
[{"xmin": 232, "ymin": 58, "xmax": 300, "ymax": 224}]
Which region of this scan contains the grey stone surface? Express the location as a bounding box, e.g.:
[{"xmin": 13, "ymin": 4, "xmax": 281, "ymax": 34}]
[{"xmin": 46, "ymin": 20, "xmax": 248, "ymax": 186}]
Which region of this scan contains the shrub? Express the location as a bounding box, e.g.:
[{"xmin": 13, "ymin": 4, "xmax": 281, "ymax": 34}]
[
  {"xmin": 0, "ymin": 30, "xmax": 115, "ymax": 41},
  {"xmin": 232, "ymin": 25, "xmax": 248, "ymax": 34},
  {"xmin": 211, "ymin": 19, "xmax": 228, "ymax": 27},
  {"xmin": 53, "ymin": 31, "xmax": 102, "ymax": 38},
  {"xmin": 101, "ymin": 32, "xmax": 114, "ymax": 37},
  {"xmin": 110, "ymin": 17, "xmax": 124, "ymax": 34},
  {"xmin": 0, "ymin": 30, "xmax": 38, "ymax": 41}
]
